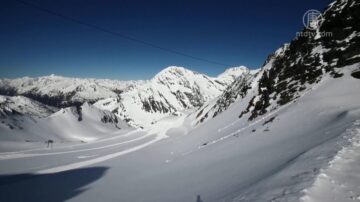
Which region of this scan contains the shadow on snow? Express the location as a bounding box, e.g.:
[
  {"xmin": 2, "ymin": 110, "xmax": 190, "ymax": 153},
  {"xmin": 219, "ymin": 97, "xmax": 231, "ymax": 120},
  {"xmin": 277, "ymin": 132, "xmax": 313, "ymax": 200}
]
[{"xmin": 0, "ymin": 167, "xmax": 109, "ymax": 202}]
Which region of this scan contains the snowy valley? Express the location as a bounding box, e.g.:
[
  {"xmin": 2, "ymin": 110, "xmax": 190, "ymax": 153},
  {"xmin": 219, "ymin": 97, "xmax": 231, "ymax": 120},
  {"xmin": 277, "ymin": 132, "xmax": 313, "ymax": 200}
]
[{"xmin": 1, "ymin": 0, "xmax": 360, "ymax": 202}]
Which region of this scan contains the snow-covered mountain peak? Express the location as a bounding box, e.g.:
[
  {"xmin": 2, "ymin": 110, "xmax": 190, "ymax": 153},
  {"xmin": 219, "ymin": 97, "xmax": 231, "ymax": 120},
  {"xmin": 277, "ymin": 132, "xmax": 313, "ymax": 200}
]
[
  {"xmin": 216, "ymin": 66, "xmax": 253, "ymax": 86},
  {"xmin": 95, "ymin": 66, "xmax": 229, "ymax": 127},
  {"xmin": 156, "ymin": 66, "xmax": 190, "ymax": 74},
  {"xmin": 152, "ymin": 66, "xmax": 201, "ymax": 83},
  {"xmin": 93, "ymin": 65, "xmax": 255, "ymax": 127},
  {"xmin": 217, "ymin": 65, "xmax": 248, "ymax": 79},
  {"xmin": 219, "ymin": 66, "xmax": 248, "ymax": 76},
  {"xmin": 47, "ymin": 74, "xmax": 60, "ymax": 78}
]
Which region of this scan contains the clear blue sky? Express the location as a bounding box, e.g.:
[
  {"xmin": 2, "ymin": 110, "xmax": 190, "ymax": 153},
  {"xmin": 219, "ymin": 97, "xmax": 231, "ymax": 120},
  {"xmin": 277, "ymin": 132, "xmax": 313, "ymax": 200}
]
[{"xmin": 0, "ymin": 0, "xmax": 331, "ymax": 80}]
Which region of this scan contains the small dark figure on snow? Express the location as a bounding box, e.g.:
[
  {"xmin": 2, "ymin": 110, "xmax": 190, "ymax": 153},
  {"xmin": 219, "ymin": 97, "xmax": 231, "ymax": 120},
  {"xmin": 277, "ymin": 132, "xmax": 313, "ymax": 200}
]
[
  {"xmin": 196, "ymin": 195, "xmax": 203, "ymax": 202},
  {"xmin": 46, "ymin": 139, "xmax": 54, "ymax": 148}
]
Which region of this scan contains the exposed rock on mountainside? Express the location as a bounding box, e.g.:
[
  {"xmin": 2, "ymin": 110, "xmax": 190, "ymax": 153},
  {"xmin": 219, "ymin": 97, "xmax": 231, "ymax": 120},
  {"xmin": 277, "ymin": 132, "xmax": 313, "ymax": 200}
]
[{"xmin": 246, "ymin": 0, "xmax": 360, "ymax": 120}]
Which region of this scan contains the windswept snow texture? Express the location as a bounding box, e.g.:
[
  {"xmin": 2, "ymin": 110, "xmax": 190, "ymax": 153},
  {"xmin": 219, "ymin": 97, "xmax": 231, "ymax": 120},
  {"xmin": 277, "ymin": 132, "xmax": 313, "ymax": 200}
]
[{"xmin": 301, "ymin": 121, "xmax": 360, "ymax": 202}]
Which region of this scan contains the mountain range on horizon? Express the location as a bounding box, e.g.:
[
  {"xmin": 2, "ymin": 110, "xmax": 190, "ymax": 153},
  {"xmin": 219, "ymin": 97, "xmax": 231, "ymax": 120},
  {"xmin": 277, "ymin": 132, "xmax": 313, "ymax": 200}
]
[{"xmin": 0, "ymin": 65, "xmax": 254, "ymax": 127}]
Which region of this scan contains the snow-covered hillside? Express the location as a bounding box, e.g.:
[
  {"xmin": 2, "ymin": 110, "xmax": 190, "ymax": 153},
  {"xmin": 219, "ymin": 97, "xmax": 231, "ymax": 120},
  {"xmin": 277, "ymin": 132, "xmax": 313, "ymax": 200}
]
[{"xmin": 0, "ymin": 102, "xmax": 131, "ymax": 147}]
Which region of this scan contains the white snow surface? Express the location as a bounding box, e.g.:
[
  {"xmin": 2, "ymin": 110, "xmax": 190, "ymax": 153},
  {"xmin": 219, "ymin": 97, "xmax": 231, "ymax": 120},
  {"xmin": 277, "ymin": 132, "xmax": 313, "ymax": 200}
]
[{"xmin": 301, "ymin": 120, "xmax": 360, "ymax": 202}]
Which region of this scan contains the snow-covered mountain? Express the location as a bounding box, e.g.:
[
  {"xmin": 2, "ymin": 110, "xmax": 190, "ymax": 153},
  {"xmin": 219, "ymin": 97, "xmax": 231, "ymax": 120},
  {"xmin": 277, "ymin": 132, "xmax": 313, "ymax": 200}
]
[
  {"xmin": 94, "ymin": 66, "xmax": 251, "ymax": 127},
  {"xmin": 0, "ymin": 74, "xmax": 143, "ymax": 107},
  {"xmin": 0, "ymin": 66, "xmax": 250, "ymax": 128}
]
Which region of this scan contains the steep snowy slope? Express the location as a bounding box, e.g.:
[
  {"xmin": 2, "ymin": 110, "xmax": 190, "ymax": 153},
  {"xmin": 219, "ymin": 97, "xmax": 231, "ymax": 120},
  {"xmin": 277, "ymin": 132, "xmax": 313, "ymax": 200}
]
[
  {"xmin": 193, "ymin": 68, "xmax": 259, "ymax": 124},
  {"xmin": 95, "ymin": 66, "xmax": 250, "ymax": 127},
  {"xmin": 0, "ymin": 74, "xmax": 143, "ymax": 107}
]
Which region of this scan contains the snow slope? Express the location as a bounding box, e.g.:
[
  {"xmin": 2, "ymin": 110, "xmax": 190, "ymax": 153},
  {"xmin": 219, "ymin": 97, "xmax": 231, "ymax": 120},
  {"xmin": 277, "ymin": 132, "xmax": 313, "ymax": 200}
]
[
  {"xmin": 0, "ymin": 102, "xmax": 131, "ymax": 150},
  {"xmin": 301, "ymin": 120, "xmax": 360, "ymax": 202}
]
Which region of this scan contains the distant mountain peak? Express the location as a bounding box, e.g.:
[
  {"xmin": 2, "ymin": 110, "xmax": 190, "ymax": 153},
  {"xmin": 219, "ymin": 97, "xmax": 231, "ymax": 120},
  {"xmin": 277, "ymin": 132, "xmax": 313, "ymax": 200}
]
[
  {"xmin": 216, "ymin": 65, "xmax": 250, "ymax": 85},
  {"xmin": 218, "ymin": 66, "xmax": 248, "ymax": 77},
  {"xmin": 223, "ymin": 65, "xmax": 248, "ymax": 72},
  {"xmin": 153, "ymin": 66, "xmax": 199, "ymax": 81}
]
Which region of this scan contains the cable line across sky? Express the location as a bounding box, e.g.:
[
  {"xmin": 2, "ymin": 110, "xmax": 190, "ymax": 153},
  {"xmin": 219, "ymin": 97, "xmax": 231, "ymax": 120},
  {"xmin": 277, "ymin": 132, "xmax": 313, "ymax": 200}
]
[{"xmin": 14, "ymin": 0, "xmax": 233, "ymax": 67}]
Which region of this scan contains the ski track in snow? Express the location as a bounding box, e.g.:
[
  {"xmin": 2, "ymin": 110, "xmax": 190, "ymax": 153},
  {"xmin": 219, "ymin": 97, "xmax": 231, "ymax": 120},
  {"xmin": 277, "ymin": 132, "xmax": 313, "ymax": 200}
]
[
  {"xmin": 35, "ymin": 135, "xmax": 163, "ymax": 174},
  {"xmin": 0, "ymin": 130, "xmax": 148, "ymax": 160},
  {"xmin": 0, "ymin": 128, "xmax": 139, "ymax": 156},
  {"xmin": 77, "ymin": 154, "xmax": 98, "ymax": 159}
]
